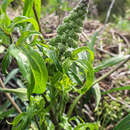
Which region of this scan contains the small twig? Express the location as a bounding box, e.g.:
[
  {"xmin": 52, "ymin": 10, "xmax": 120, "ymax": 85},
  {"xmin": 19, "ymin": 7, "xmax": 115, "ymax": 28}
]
[
  {"xmin": 96, "ymin": 47, "xmax": 116, "ymax": 57},
  {"xmin": 0, "ymin": 78, "xmax": 22, "ymax": 113},
  {"xmin": 44, "ymin": 33, "xmax": 57, "ymax": 38}
]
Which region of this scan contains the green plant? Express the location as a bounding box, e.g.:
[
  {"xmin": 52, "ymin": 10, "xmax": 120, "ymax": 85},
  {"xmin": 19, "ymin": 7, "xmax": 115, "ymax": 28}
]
[
  {"xmin": 114, "ymin": 114, "xmax": 130, "ymax": 130},
  {"xmin": 42, "ymin": 0, "xmax": 71, "ymax": 16},
  {"xmin": 94, "ymin": 0, "xmax": 129, "ymax": 22},
  {"xmin": 114, "ymin": 16, "xmax": 130, "ymax": 32},
  {"xmin": 96, "ymin": 96, "xmax": 130, "ymax": 129},
  {"xmin": 0, "ymin": 0, "xmax": 130, "ymax": 129}
]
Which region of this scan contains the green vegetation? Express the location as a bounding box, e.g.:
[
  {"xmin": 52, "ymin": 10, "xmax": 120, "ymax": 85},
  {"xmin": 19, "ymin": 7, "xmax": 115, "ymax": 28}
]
[
  {"xmin": 0, "ymin": 0, "xmax": 130, "ymax": 129},
  {"xmin": 93, "ymin": 0, "xmax": 130, "ymax": 22}
]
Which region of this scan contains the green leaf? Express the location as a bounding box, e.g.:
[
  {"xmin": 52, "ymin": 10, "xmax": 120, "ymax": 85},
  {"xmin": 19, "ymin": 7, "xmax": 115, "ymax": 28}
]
[
  {"xmin": 20, "ymin": 45, "xmax": 48, "ymax": 94},
  {"xmin": 74, "ymin": 122, "xmax": 99, "ymax": 130},
  {"xmin": 114, "ymin": 114, "xmax": 130, "ymax": 130},
  {"xmin": 0, "ymin": 28, "xmax": 11, "ymax": 44},
  {"xmin": 12, "ymin": 113, "xmax": 31, "ymax": 130},
  {"xmin": 69, "ymin": 68, "xmax": 83, "ymax": 86},
  {"xmin": 43, "ymin": 47, "xmax": 62, "ymax": 72},
  {"xmin": 102, "ymin": 86, "xmax": 130, "ymax": 95},
  {"xmin": 0, "ymin": 88, "xmax": 27, "ymax": 102},
  {"xmin": 14, "ymin": 78, "xmax": 26, "ymax": 88},
  {"xmin": 4, "ymin": 69, "xmax": 19, "ymax": 85},
  {"xmin": 12, "ymin": 103, "xmax": 36, "ymax": 130},
  {"xmin": 67, "ymin": 47, "xmax": 95, "ymax": 94},
  {"xmin": 75, "ymin": 59, "xmax": 94, "ymax": 94},
  {"xmin": 94, "ymin": 55, "xmax": 129, "ymax": 72},
  {"xmin": 12, "ymin": 113, "xmax": 26, "ymax": 130},
  {"xmin": 23, "ymin": 0, "xmax": 34, "ymax": 17},
  {"xmin": 91, "ymin": 83, "xmax": 101, "ymax": 111},
  {"xmin": 34, "ymin": 0, "xmax": 41, "ymax": 20},
  {"xmin": 0, "ymin": 13, "xmax": 11, "ymax": 28},
  {"xmin": 62, "ymin": 58, "xmax": 72, "ymax": 73},
  {"xmin": 0, "ymin": 107, "xmax": 15, "ymax": 120},
  {"xmin": 0, "ymin": 0, "xmax": 12, "ymax": 27},
  {"xmin": 16, "ymin": 31, "xmax": 42, "ymax": 46},
  {"xmin": 9, "ymin": 16, "xmax": 39, "ymax": 32},
  {"xmin": 1, "ymin": 51, "xmax": 12, "ymax": 74},
  {"xmin": 1, "ymin": 0, "xmax": 13, "ymax": 14},
  {"xmin": 71, "ymin": 46, "xmax": 94, "ymax": 63},
  {"xmin": 9, "ymin": 45, "xmax": 32, "ymax": 84},
  {"xmin": 9, "ymin": 45, "xmax": 48, "ymax": 94},
  {"xmin": 59, "ymin": 115, "xmax": 72, "ymax": 130},
  {"xmin": 8, "ymin": 45, "xmax": 32, "ymax": 97},
  {"xmin": 87, "ymin": 31, "xmax": 98, "ymax": 52}
]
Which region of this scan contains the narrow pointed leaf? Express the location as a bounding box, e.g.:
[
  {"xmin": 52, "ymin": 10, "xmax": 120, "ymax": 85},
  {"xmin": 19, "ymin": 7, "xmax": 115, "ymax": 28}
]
[
  {"xmin": 16, "ymin": 31, "xmax": 42, "ymax": 46},
  {"xmin": 0, "ymin": 13, "xmax": 11, "ymax": 27},
  {"xmin": 92, "ymin": 83, "xmax": 101, "ymax": 111},
  {"xmin": 1, "ymin": 51, "xmax": 12, "ymax": 74},
  {"xmin": 0, "ymin": 0, "xmax": 12, "ymax": 27},
  {"xmin": 94, "ymin": 55, "xmax": 130, "ymax": 72},
  {"xmin": 23, "ymin": 0, "xmax": 34, "ymax": 17},
  {"xmin": 4, "ymin": 69, "xmax": 19, "ymax": 85},
  {"xmin": 1, "ymin": 0, "xmax": 13, "ymax": 13},
  {"xmin": 102, "ymin": 86, "xmax": 130, "ymax": 95},
  {"xmin": 0, "ymin": 88, "xmax": 27, "ymax": 101},
  {"xmin": 87, "ymin": 31, "xmax": 98, "ymax": 52}
]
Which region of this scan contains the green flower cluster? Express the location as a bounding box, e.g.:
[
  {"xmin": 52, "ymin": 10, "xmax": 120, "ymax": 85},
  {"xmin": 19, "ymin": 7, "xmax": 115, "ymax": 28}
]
[{"xmin": 49, "ymin": 0, "xmax": 89, "ymax": 58}]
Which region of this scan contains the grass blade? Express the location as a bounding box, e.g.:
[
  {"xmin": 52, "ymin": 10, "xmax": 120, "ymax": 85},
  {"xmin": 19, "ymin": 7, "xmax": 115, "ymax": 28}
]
[
  {"xmin": 94, "ymin": 55, "xmax": 129, "ymax": 72},
  {"xmin": 102, "ymin": 86, "xmax": 130, "ymax": 95}
]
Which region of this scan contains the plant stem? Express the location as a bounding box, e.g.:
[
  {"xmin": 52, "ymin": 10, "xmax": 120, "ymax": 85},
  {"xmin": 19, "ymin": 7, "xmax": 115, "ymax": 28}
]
[
  {"xmin": 0, "ymin": 78, "xmax": 22, "ymax": 113},
  {"xmin": 0, "ymin": 88, "xmax": 27, "ymax": 94},
  {"xmin": 67, "ymin": 94, "xmax": 83, "ymax": 117},
  {"xmin": 33, "ymin": 2, "xmax": 45, "ymax": 37},
  {"xmin": 34, "ymin": 115, "xmax": 40, "ymax": 130}
]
